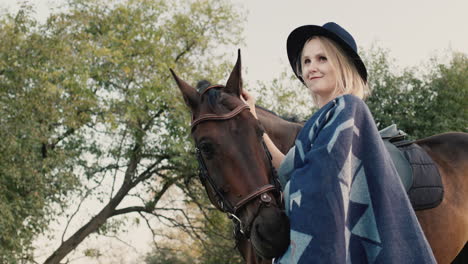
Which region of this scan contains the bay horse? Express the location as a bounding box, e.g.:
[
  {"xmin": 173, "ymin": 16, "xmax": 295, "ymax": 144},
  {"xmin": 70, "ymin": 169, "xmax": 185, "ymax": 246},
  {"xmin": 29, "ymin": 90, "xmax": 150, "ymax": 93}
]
[
  {"xmin": 171, "ymin": 51, "xmax": 291, "ymax": 264},
  {"xmin": 171, "ymin": 51, "xmax": 468, "ymax": 264}
]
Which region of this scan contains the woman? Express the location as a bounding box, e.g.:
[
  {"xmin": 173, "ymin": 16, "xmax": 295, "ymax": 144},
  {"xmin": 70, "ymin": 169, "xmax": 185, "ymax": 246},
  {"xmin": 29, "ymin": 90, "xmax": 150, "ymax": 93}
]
[{"xmin": 242, "ymin": 22, "xmax": 435, "ymax": 263}]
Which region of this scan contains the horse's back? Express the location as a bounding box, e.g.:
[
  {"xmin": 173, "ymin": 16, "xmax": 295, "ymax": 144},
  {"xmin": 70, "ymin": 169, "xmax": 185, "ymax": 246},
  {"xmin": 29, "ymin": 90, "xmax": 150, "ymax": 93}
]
[
  {"xmin": 415, "ymin": 132, "xmax": 468, "ymax": 203},
  {"xmin": 414, "ymin": 132, "xmax": 468, "ymax": 264},
  {"xmin": 415, "ymin": 132, "xmax": 468, "ymax": 151},
  {"xmin": 416, "ymin": 132, "xmax": 468, "ymax": 163}
]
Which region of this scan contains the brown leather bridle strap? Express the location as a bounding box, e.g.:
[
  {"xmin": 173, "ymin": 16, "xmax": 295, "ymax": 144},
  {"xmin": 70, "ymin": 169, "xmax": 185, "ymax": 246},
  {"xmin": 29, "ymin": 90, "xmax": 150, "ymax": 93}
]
[
  {"xmin": 191, "ymin": 104, "xmax": 250, "ymax": 129},
  {"xmin": 191, "ymin": 84, "xmax": 250, "ymax": 129},
  {"xmin": 233, "ymin": 184, "xmax": 276, "ymax": 214},
  {"xmin": 200, "ymin": 84, "xmax": 223, "ymax": 95}
]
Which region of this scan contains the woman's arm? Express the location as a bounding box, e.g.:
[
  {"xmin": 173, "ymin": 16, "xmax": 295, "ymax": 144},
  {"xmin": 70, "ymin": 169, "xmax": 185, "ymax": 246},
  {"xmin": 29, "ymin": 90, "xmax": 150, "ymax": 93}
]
[
  {"xmin": 241, "ymin": 90, "xmax": 285, "ymax": 169},
  {"xmin": 262, "ymin": 131, "xmax": 286, "ymax": 169}
]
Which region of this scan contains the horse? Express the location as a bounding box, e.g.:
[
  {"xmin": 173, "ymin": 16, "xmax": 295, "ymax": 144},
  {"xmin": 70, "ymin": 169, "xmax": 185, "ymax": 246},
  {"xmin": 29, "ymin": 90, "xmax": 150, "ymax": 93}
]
[
  {"xmin": 171, "ymin": 51, "xmax": 468, "ymax": 264},
  {"xmin": 171, "ymin": 51, "xmax": 292, "ymax": 263}
]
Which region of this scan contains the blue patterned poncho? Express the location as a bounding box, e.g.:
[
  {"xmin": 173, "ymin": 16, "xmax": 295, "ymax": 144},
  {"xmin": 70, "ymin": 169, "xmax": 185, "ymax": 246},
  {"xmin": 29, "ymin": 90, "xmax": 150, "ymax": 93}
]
[{"xmin": 276, "ymin": 95, "xmax": 435, "ymax": 264}]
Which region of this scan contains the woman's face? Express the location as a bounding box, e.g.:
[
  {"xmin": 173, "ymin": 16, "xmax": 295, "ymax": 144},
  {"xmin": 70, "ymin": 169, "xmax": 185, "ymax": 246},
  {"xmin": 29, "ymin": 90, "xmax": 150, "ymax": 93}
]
[{"xmin": 300, "ymin": 38, "xmax": 337, "ymax": 106}]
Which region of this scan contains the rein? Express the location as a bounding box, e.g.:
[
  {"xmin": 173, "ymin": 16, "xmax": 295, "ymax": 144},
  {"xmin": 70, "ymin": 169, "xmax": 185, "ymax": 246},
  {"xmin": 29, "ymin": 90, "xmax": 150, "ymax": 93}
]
[{"xmin": 192, "ymin": 85, "xmax": 283, "ymax": 237}]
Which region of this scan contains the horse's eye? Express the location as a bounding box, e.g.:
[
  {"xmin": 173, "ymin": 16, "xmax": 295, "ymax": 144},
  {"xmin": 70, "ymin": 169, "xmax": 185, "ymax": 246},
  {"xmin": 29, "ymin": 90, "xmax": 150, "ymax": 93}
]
[{"xmin": 199, "ymin": 142, "xmax": 215, "ymax": 158}]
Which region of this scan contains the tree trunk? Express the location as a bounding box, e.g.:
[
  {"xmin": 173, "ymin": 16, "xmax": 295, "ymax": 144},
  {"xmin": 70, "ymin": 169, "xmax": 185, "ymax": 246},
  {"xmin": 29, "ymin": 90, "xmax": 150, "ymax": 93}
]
[
  {"xmin": 44, "ymin": 183, "xmax": 131, "ymax": 264},
  {"xmin": 43, "ymin": 156, "xmax": 140, "ymax": 264},
  {"xmin": 43, "ymin": 184, "xmax": 130, "ymax": 264}
]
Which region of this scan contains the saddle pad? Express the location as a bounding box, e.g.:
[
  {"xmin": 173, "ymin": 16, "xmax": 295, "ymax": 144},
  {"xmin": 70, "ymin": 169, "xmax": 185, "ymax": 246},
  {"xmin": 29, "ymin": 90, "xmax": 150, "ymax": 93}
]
[
  {"xmin": 383, "ymin": 139, "xmax": 413, "ymax": 192},
  {"xmin": 398, "ymin": 143, "xmax": 444, "ymax": 210}
]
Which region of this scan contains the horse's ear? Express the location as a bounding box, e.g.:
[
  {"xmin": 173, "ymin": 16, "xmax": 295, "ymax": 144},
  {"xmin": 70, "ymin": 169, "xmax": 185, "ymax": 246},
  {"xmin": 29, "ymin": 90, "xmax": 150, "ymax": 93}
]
[
  {"xmin": 225, "ymin": 49, "xmax": 242, "ymax": 97},
  {"xmin": 170, "ymin": 69, "xmax": 200, "ymax": 111}
]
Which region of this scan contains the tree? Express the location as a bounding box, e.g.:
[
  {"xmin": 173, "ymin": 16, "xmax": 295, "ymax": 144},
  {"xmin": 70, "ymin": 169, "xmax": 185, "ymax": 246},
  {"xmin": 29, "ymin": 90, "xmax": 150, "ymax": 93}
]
[
  {"xmin": 363, "ymin": 47, "xmax": 467, "ymax": 138},
  {"xmin": 252, "ymin": 68, "xmax": 313, "ymax": 121},
  {"xmin": 144, "ymin": 201, "xmax": 243, "ymax": 264},
  {"xmin": 0, "ymin": 0, "xmax": 244, "ymax": 263},
  {"xmin": 417, "ymin": 52, "xmax": 467, "ymax": 136},
  {"xmin": 0, "ymin": 4, "xmax": 89, "ymax": 262}
]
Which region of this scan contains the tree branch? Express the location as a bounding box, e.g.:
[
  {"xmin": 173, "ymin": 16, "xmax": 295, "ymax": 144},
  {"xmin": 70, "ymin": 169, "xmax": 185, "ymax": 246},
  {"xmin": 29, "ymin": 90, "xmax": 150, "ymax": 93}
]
[
  {"xmin": 112, "ymin": 206, "xmax": 149, "ymax": 216},
  {"xmin": 61, "ymin": 174, "xmax": 107, "ymax": 243},
  {"xmin": 143, "ymin": 108, "xmax": 165, "ymax": 131},
  {"xmin": 175, "ymin": 41, "xmax": 196, "ymax": 63},
  {"xmin": 44, "ymin": 139, "xmax": 142, "ymax": 264}
]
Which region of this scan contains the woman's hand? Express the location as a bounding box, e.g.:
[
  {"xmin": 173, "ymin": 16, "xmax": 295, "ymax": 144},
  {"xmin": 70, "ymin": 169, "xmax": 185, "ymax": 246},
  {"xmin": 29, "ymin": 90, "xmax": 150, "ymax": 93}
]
[{"xmin": 241, "ymin": 89, "xmax": 258, "ymax": 119}]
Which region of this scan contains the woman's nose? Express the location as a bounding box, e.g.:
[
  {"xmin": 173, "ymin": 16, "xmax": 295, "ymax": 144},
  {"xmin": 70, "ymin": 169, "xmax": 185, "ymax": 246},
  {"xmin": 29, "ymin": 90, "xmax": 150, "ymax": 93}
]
[{"xmin": 304, "ymin": 63, "xmax": 318, "ymax": 76}]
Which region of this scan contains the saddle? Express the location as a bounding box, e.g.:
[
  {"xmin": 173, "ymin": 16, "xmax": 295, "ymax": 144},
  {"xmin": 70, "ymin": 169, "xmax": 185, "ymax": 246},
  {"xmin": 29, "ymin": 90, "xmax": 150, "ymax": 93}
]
[{"xmin": 380, "ymin": 125, "xmax": 444, "ymax": 211}]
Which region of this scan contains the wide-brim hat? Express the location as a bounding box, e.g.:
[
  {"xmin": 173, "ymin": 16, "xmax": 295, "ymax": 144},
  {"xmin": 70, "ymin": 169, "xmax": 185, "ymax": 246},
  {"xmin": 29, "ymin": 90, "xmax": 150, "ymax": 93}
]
[{"xmin": 287, "ymin": 22, "xmax": 367, "ymax": 83}]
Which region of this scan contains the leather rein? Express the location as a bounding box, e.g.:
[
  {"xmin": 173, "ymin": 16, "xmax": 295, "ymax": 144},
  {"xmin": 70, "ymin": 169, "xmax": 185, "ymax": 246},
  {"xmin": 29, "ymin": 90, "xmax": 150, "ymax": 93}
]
[{"xmin": 191, "ymin": 85, "xmax": 283, "ymax": 236}]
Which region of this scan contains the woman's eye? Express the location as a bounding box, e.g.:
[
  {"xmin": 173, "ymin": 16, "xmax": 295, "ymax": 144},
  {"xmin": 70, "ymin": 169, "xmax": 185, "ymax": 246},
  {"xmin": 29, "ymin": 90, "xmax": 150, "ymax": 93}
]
[
  {"xmin": 303, "ymin": 58, "xmax": 311, "ymax": 64},
  {"xmin": 319, "ymin": 56, "xmax": 327, "ymax": 62}
]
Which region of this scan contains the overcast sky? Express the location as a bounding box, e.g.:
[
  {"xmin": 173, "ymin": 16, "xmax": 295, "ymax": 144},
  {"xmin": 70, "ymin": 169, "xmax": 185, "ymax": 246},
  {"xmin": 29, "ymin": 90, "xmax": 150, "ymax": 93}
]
[
  {"xmin": 231, "ymin": 0, "xmax": 468, "ymax": 84},
  {"xmin": 2, "ymin": 0, "xmax": 467, "ymax": 85}
]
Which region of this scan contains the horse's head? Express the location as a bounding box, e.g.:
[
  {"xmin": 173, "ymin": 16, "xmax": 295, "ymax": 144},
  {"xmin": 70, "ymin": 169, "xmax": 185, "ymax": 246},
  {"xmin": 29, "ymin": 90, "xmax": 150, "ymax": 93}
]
[{"xmin": 170, "ymin": 50, "xmax": 290, "ymax": 259}]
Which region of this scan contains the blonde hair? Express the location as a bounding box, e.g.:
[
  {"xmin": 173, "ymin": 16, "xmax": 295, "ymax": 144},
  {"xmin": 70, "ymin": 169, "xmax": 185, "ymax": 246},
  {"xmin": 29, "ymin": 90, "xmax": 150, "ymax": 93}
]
[{"xmin": 296, "ymin": 36, "xmax": 370, "ymax": 105}]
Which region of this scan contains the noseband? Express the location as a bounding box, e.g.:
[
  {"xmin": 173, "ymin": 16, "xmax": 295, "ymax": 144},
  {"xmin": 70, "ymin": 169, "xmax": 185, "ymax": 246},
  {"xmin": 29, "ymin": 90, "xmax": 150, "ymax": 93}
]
[{"xmin": 192, "ymin": 85, "xmax": 283, "ymax": 237}]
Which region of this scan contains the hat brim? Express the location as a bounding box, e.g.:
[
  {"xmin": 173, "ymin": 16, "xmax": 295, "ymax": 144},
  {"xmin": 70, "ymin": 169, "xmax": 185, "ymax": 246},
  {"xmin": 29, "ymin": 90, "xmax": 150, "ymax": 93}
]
[{"xmin": 287, "ymin": 25, "xmax": 367, "ymax": 83}]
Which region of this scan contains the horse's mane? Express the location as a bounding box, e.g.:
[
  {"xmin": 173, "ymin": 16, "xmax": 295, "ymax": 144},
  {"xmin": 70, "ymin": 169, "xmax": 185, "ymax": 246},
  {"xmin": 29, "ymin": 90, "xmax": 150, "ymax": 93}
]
[
  {"xmin": 196, "ymin": 80, "xmax": 222, "ymax": 111},
  {"xmin": 196, "ymin": 80, "xmax": 212, "ymax": 93}
]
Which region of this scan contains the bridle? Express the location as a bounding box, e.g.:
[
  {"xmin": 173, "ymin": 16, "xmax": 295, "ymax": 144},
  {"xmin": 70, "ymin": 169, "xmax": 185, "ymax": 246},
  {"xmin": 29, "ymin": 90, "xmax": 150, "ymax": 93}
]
[{"xmin": 192, "ymin": 85, "xmax": 283, "ymax": 237}]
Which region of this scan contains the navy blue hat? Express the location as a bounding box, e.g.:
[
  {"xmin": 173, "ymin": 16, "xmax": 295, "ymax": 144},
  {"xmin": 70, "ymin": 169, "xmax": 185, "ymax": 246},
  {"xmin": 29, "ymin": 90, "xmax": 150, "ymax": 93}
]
[{"xmin": 287, "ymin": 22, "xmax": 367, "ymax": 83}]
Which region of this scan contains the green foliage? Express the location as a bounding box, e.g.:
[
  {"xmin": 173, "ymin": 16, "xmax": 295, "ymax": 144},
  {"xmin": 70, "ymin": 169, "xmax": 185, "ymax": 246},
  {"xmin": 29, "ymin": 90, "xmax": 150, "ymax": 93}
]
[
  {"xmin": 252, "ymin": 68, "xmax": 313, "ymax": 121},
  {"xmin": 145, "ymin": 247, "xmax": 191, "ymax": 264},
  {"xmin": 0, "ymin": 0, "xmax": 244, "ymax": 262},
  {"xmin": 193, "ymin": 209, "xmax": 243, "ymax": 264},
  {"xmin": 364, "ymin": 47, "xmax": 467, "ymax": 138},
  {"xmin": 144, "ymin": 206, "xmax": 243, "ymax": 264},
  {"xmin": 0, "ymin": 4, "xmax": 87, "ymax": 261},
  {"xmin": 422, "ymin": 53, "xmax": 468, "ymax": 135}
]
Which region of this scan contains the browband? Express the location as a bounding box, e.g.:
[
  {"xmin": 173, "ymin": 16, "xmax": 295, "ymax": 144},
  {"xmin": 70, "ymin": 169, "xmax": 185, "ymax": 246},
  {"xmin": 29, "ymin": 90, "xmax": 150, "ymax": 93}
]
[
  {"xmin": 200, "ymin": 84, "xmax": 224, "ymax": 95},
  {"xmin": 191, "ymin": 104, "xmax": 250, "ymax": 129},
  {"xmin": 191, "ymin": 85, "xmax": 250, "ymax": 129}
]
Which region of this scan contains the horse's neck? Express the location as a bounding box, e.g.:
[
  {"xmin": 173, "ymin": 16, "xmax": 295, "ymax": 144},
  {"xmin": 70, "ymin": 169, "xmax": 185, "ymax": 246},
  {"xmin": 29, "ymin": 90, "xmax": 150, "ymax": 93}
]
[{"xmin": 256, "ymin": 106, "xmax": 303, "ymax": 154}]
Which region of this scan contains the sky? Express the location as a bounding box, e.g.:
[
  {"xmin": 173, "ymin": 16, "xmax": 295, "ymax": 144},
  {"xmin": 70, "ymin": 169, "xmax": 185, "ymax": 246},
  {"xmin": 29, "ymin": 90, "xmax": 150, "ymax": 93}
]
[
  {"xmin": 230, "ymin": 0, "xmax": 467, "ymax": 84},
  {"xmin": 2, "ymin": 0, "xmax": 467, "ymax": 85},
  {"xmin": 1, "ymin": 0, "xmax": 467, "ymax": 262}
]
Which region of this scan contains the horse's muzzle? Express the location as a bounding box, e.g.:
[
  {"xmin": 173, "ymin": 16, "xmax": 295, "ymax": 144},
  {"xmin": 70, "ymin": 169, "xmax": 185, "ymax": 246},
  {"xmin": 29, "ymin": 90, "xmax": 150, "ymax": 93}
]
[{"xmin": 249, "ymin": 206, "xmax": 290, "ymax": 259}]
